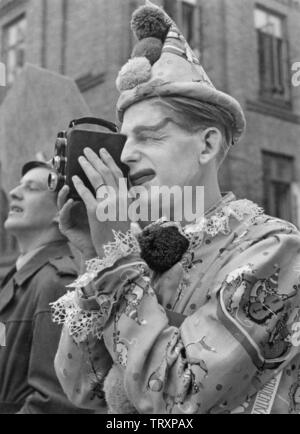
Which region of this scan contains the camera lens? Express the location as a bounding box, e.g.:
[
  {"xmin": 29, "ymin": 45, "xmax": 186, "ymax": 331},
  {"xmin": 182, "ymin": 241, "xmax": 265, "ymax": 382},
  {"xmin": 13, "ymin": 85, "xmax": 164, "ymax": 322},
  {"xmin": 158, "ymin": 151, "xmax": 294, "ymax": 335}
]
[
  {"xmin": 52, "ymin": 156, "xmax": 61, "ymax": 170},
  {"xmin": 48, "ymin": 172, "xmax": 58, "ymax": 191},
  {"xmin": 55, "ymin": 137, "xmax": 67, "ymax": 155}
]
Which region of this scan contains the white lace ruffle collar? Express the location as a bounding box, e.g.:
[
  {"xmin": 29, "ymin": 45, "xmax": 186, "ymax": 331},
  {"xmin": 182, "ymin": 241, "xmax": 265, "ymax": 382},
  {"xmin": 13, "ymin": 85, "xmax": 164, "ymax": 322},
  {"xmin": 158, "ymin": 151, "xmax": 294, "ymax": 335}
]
[
  {"xmin": 68, "ymin": 195, "xmax": 263, "ymax": 289},
  {"xmin": 184, "ymin": 194, "xmax": 264, "ymax": 238}
]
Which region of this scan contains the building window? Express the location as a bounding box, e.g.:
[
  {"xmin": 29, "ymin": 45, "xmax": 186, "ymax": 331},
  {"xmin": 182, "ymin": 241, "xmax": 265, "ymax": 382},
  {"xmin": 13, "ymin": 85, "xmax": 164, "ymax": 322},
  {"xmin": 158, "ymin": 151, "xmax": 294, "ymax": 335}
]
[
  {"xmin": 263, "ymin": 152, "xmax": 294, "ymax": 222},
  {"xmin": 3, "ymin": 15, "xmax": 27, "ymax": 86},
  {"xmin": 254, "ymin": 7, "xmax": 290, "ymax": 102},
  {"xmin": 164, "ymin": 0, "xmax": 200, "ymax": 56},
  {"xmin": 181, "ymin": 1, "xmax": 195, "ymax": 47}
]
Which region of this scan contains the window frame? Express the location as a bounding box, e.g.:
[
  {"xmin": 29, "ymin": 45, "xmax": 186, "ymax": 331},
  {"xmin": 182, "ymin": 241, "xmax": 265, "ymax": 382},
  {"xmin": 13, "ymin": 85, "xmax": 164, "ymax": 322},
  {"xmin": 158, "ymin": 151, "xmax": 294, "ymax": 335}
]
[
  {"xmin": 254, "ymin": 4, "xmax": 291, "ymax": 106},
  {"xmin": 262, "ymin": 151, "xmax": 295, "ymax": 222},
  {"xmin": 2, "ymin": 13, "xmax": 27, "ymax": 86}
]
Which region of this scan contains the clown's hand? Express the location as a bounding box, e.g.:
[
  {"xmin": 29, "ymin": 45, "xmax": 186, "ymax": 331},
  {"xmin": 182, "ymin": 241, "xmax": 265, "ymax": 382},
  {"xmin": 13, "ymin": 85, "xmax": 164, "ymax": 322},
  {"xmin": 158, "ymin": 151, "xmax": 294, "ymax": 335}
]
[
  {"xmin": 73, "ymin": 147, "xmax": 130, "ymax": 258},
  {"xmin": 58, "ymin": 185, "xmax": 96, "ymax": 260}
]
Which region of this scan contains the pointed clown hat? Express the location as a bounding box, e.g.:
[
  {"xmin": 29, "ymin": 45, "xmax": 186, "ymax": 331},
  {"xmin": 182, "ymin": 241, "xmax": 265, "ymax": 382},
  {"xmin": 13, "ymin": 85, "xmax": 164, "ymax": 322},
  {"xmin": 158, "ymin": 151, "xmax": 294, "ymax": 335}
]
[{"xmin": 116, "ymin": 0, "xmax": 246, "ymax": 144}]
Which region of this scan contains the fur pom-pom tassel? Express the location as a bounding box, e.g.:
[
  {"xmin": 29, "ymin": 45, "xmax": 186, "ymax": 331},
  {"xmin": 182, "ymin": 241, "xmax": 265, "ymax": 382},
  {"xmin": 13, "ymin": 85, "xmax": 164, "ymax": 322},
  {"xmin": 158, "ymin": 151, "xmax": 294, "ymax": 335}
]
[
  {"xmin": 131, "ymin": 4, "xmax": 172, "ymax": 41},
  {"xmin": 132, "ymin": 37, "xmax": 163, "ymax": 65},
  {"xmin": 138, "ymin": 223, "xmax": 190, "ymax": 273},
  {"xmin": 116, "ymin": 57, "xmax": 152, "ymax": 92}
]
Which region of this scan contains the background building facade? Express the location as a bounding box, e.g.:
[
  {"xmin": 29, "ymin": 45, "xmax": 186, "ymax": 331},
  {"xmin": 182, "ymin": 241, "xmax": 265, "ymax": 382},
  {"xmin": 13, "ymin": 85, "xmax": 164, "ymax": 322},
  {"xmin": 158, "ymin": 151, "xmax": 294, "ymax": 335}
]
[{"xmin": 1, "ymin": 0, "xmax": 300, "ymax": 279}]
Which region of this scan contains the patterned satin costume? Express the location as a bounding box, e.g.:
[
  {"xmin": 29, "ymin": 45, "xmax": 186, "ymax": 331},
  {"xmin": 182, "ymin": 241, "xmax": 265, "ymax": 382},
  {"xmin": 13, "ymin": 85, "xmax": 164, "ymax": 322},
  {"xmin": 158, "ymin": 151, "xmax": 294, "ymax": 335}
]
[{"xmin": 52, "ymin": 193, "xmax": 300, "ymax": 414}]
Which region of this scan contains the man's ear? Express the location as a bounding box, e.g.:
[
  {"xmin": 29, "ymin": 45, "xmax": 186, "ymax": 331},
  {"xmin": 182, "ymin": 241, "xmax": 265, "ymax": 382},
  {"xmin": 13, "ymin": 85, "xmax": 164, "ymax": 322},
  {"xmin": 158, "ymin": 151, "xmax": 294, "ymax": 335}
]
[{"xmin": 198, "ymin": 127, "xmax": 222, "ymax": 165}]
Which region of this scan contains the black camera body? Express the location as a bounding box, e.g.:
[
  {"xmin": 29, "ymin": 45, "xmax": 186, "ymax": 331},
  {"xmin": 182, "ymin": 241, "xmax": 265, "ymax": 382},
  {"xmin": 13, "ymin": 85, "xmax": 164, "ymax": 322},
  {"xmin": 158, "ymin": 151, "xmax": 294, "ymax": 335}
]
[{"xmin": 48, "ymin": 117, "xmax": 128, "ymax": 201}]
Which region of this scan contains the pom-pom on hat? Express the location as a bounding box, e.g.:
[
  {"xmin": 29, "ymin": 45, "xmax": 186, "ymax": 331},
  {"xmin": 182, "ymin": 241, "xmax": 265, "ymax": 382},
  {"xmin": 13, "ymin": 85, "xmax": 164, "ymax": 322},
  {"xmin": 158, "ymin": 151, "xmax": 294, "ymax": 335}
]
[
  {"xmin": 131, "ymin": 3, "xmax": 172, "ymax": 41},
  {"xmin": 116, "ymin": 57, "xmax": 152, "ymax": 92},
  {"xmin": 116, "ymin": 0, "xmax": 246, "ymax": 144},
  {"xmin": 131, "ymin": 37, "xmax": 163, "ymax": 65}
]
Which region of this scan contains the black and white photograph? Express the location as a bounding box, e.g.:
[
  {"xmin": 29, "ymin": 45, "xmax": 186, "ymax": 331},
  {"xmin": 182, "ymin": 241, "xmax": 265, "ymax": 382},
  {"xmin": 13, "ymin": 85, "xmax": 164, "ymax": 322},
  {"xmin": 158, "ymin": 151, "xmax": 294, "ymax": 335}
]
[{"xmin": 0, "ymin": 0, "xmax": 300, "ymax": 417}]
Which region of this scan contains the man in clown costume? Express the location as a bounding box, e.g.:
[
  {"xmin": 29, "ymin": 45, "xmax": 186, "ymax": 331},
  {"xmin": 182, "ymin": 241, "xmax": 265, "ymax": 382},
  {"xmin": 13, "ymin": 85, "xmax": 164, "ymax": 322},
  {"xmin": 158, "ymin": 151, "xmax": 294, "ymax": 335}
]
[{"xmin": 52, "ymin": 1, "xmax": 300, "ymax": 414}]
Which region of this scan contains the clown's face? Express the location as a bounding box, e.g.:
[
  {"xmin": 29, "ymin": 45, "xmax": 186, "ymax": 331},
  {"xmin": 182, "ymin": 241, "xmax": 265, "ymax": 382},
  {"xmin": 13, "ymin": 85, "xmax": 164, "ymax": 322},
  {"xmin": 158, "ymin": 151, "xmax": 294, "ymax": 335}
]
[
  {"xmin": 120, "ymin": 99, "xmax": 210, "ymax": 221},
  {"xmin": 121, "ymin": 98, "xmax": 204, "ymax": 189}
]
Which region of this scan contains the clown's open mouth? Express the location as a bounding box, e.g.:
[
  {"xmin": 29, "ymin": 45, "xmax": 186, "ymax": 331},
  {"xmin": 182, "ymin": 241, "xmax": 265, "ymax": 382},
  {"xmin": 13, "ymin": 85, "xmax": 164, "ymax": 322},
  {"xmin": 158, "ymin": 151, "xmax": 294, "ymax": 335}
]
[{"xmin": 129, "ymin": 169, "xmax": 156, "ymax": 186}]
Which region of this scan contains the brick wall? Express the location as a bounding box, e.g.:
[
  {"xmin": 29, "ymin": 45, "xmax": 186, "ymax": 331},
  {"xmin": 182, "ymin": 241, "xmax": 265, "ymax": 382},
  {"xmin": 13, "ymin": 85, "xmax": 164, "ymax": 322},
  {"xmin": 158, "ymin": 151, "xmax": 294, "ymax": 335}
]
[{"xmin": 198, "ymin": 0, "xmax": 300, "ymax": 210}]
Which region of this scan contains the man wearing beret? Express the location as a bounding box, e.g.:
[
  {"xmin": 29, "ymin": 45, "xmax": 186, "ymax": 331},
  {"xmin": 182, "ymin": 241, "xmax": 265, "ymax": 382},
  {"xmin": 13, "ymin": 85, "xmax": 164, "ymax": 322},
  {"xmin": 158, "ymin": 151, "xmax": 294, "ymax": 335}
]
[
  {"xmin": 53, "ymin": 2, "xmax": 300, "ymax": 414},
  {"xmin": 0, "ymin": 161, "xmax": 92, "ymax": 414}
]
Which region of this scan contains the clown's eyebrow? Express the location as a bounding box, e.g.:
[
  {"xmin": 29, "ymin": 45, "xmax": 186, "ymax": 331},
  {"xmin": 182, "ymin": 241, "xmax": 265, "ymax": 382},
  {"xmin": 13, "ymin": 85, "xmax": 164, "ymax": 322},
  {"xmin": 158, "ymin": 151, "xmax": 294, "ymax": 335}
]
[{"xmin": 132, "ymin": 117, "xmax": 174, "ymax": 137}]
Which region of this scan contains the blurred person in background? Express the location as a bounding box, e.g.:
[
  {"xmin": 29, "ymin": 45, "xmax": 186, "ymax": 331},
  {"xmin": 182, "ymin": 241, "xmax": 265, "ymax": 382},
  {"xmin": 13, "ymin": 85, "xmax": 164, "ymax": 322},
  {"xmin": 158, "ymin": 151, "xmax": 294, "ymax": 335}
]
[{"xmin": 0, "ymin": 161, "xmax": 93, "ymax": 414}]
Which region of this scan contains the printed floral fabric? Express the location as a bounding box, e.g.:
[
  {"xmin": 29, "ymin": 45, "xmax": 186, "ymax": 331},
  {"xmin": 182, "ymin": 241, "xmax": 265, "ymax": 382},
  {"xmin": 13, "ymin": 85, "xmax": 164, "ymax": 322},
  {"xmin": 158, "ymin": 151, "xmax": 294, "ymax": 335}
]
[{"xmin": 53, "ymin": 194, "xmax": 300, "ymax": 414}]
